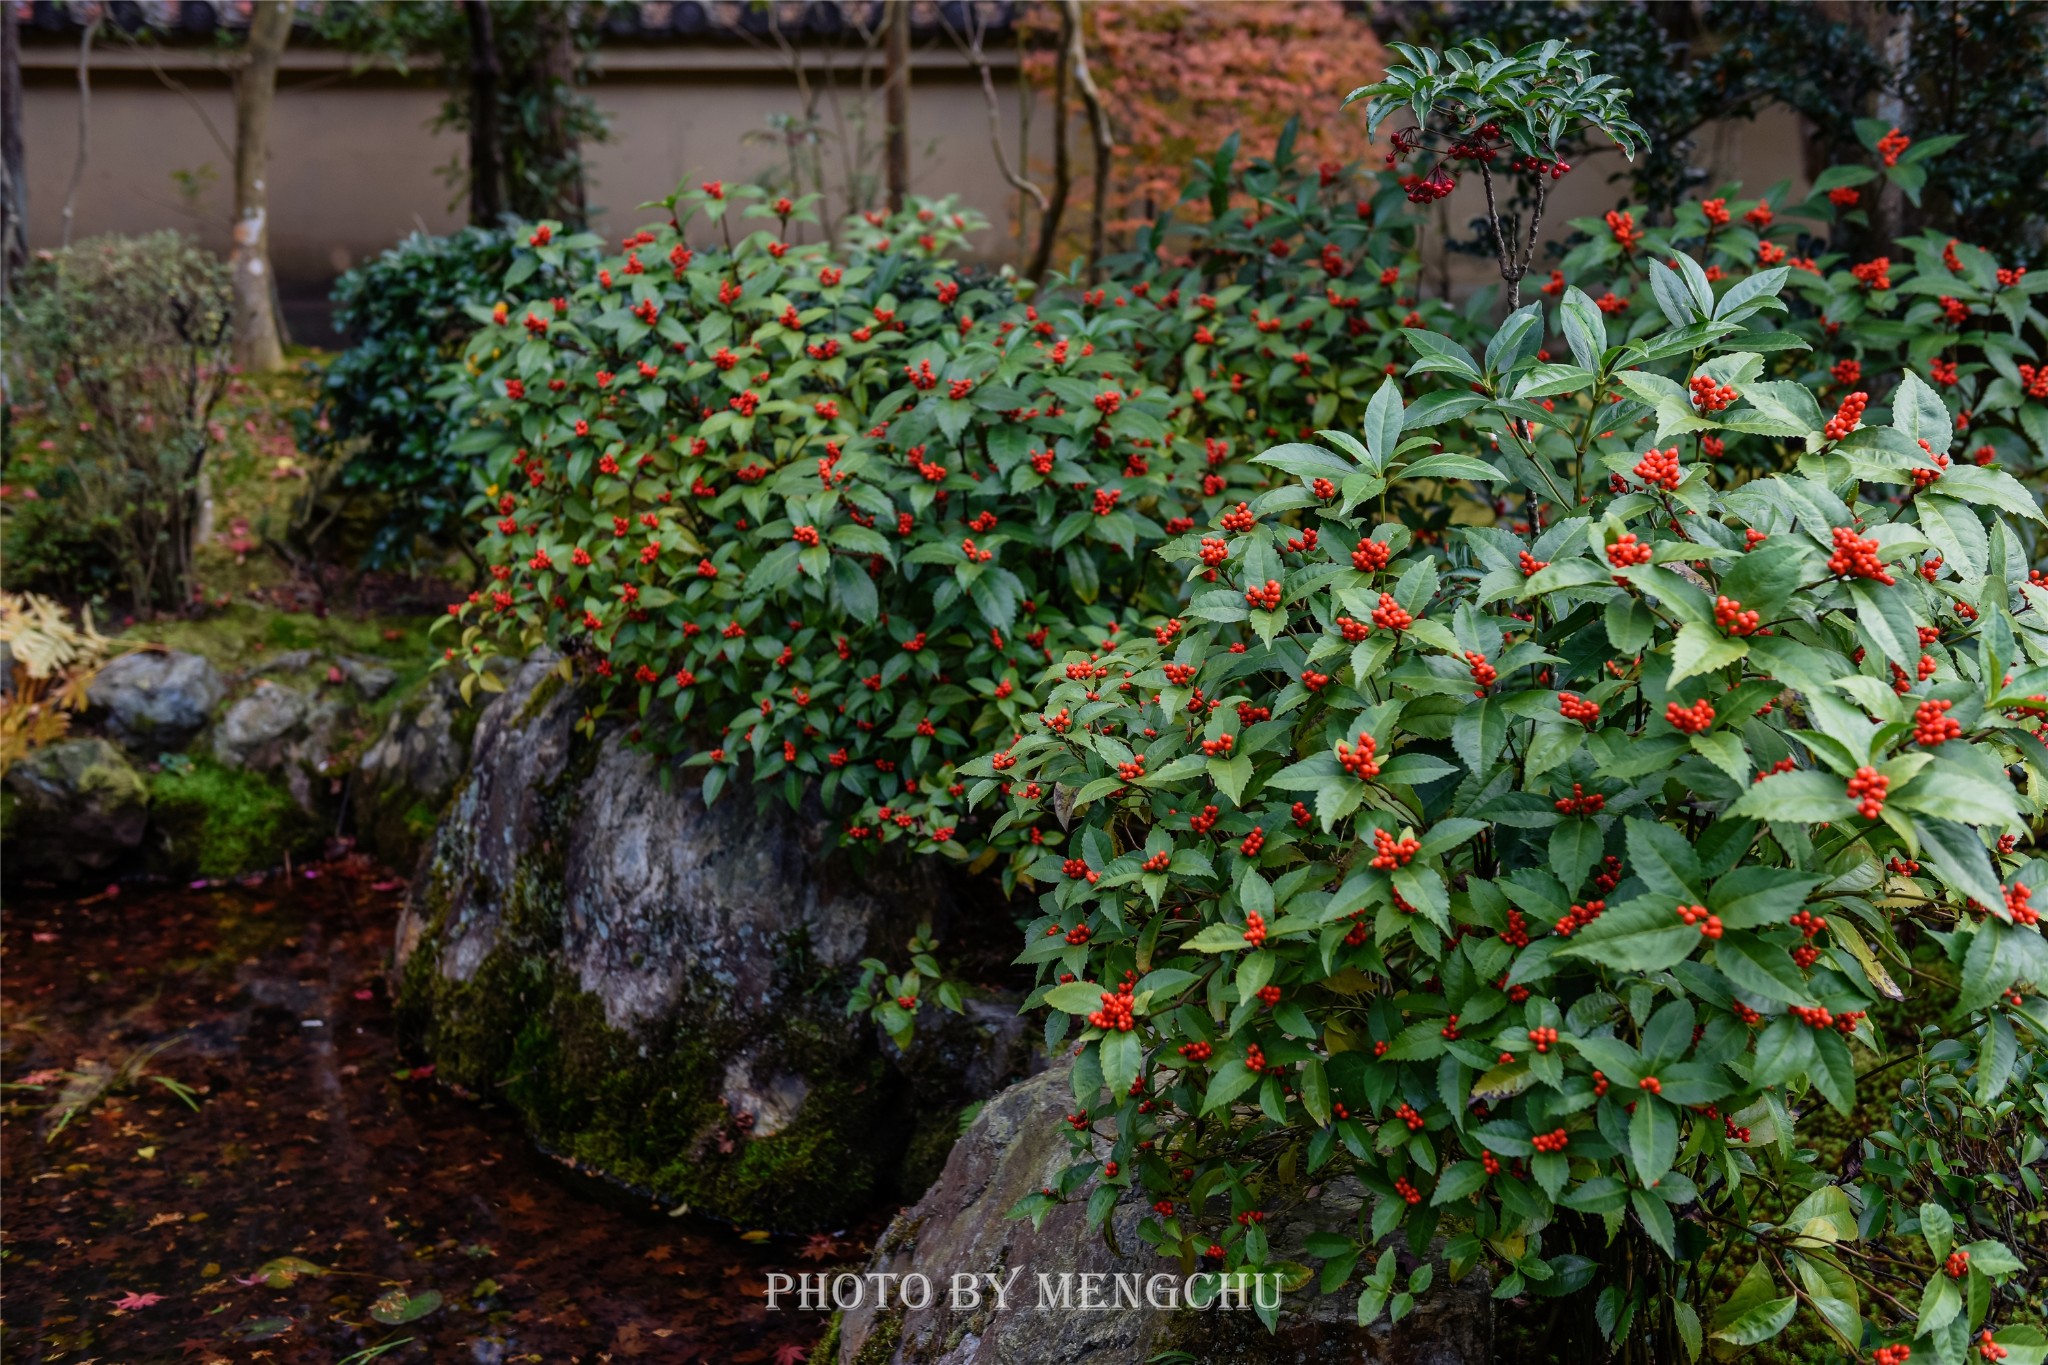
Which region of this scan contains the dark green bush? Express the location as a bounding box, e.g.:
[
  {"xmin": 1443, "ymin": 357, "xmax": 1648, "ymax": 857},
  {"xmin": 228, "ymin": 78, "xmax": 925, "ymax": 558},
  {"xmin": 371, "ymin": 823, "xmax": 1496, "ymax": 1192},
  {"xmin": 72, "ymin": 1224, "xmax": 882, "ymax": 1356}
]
[{"xmin": 299, "ymin": 226, "xmax": 593, "ymax": 565}]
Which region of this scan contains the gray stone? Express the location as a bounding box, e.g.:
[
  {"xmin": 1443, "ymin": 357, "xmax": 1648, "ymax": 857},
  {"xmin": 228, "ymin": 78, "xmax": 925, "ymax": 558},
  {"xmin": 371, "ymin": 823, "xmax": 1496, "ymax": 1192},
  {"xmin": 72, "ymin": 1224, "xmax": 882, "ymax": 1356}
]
[
  {"xmin": 335, "ymin": 656, "xmax": 398, "ymax": 699},
  {"xmin": 243, "ymin": 648, "xmax": 319, "ymax": 678},
  {"xmin": 88, "ymin": 649, "xmax": 225, "ymax": 751},
  {"xmin": 355, "ymin": 671, "xmax": 472, "ymax": 868},
  {"xmin": 211, "ymin": 681, "xmax": 311, "ymax": 771},
  {"xmin": 393, "ymin": 656, "xmax": 1031, "ymax": 1228},
  {"xmin": 837, "ymin": 1061, "xmax": 1494, "ymax": 1365},
  {"xmin": 1, "ymin": 737, "xmax": 149, "ymax": 880}
]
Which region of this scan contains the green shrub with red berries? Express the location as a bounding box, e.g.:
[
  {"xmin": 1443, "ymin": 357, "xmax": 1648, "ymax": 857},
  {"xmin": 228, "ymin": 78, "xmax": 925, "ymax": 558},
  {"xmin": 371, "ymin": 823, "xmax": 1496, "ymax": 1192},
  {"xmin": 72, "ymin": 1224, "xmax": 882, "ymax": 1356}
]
[
  {"xmin": 961, "ymin": 229, "xmax": 2048, "ymax": 1364},
  {"xmin": 429, "ymin": 38, "xmax": 2048, "ymax": 1355},
  {"xmin": 436, "ymin": 152, "xmax": 1459, "ymax": 844}
]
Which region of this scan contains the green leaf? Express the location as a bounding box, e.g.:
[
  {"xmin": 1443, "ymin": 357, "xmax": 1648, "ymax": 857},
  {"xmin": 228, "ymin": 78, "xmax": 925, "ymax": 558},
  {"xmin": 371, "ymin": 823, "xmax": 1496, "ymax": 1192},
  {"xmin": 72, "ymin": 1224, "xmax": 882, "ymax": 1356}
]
[
  {"xmin": 1431, "ymin": 1160, "xmax": 1488, "ymax": 1206},
  {"xmin": 1364, "ymin": 377, "xmax": 1404, "ymax": 466},
  {"xmin": 1731, "ymin": 769, "xmax": 1857, "ymax": 823},
  {"xmin": 1811, "ymin": 1028, "xmax": 1856, "ymax": 1115},
  {"xmin": 1689, "ymin": 732, "xmax": 1750, "ymax": 785},
  {"xmin": 1630, "ymin": 1095, "xmax": 1678, "ymax": 1186},
  {"xmin": 1626, "ymin": 818, "xmax": 1703, "ymax": 900},
  {"xmin": 1202, "ymin": 1059, "xmax": 1259, "ymax": 1114},
  {"xmin": 1713, "ymin": 933, "xmax": 1819, "ymax": 1006},
  {"xmin": 1670, "ymin": 621, "xmax": 1748, "ymax": 686},
  {"xmin": 1917, "ymin": 1270, "xmax": 1962, "ymax": 1333},
  {"xmin": 1044, "ymin": 982, "xmax": 1109, "ymax": 1014},
  {"xmin": 1710, "ymin": 1295, "xmax": 1797, "ymax": 1346},
  {"xmin": 1630, "ymin": 1187, "xmax": 1677, "ymax": 1257},
  {"xmin": 369, "ymin": 1288, "xmax": 443, "ymax": 1326},
  {"xmin": 1919, "ymin": 1202, "xmax": 1954, "ymax": 1262},
  {"xmin": 1101, "ymin": 1029, "xmax": 1142, "ymax": 1098}
]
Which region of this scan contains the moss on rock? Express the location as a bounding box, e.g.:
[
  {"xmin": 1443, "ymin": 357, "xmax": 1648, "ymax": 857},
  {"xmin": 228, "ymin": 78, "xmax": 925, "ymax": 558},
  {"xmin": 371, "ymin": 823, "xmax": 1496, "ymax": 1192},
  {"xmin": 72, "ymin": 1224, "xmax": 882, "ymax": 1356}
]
[
  {"xmin": 394, "ymin": 751, "xmax": 914, "ymax": 1231},
  {"xmin": 148, "ymin": 756, "xmax": 316, "ymax": 879}
]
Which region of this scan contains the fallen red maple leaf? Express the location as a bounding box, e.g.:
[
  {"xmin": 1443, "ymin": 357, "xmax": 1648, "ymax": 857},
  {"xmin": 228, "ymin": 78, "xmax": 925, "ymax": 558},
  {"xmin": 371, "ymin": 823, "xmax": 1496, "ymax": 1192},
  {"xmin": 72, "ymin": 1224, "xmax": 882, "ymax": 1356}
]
[
  {"xmin": 774, "ymin": 1344, "xmax": 810, "ymax": 1365},
  {"xmin": 113, "ymin": 1291, "xmax": 164, "ymax": 1310}
]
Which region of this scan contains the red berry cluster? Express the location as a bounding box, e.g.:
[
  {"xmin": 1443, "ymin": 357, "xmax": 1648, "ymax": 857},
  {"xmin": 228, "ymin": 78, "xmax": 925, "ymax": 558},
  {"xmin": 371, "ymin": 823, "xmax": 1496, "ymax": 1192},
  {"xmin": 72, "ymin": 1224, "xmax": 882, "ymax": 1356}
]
[
  {"xmin": 1688, "ymin": 375, "xmax": 1739, "ymax": 411},
  {"xmin": 1518, "ymin": 551, "xmax": 1549, "ymax": 577},
  {"xmin": 1851, "ymin": 256, "xmax": 1892, "ymax": 290},
  {"xmin": 1946, "ymin": 1249, "xmax": 1972, "ymax": 1278},
  {"xmin": 1394, "ymin": 1102, "xmax": 1426, "ymax": 1131},
  {"xmin": 1666, "ymin": 698, "xmax": 1716, "ymax": 734},
  {"xmin": 1465, "ymin": 651, "xmax": 1497, "ymax": 693},
  {"xmin": 1873, "ymin": 1344, "xmax": 1912, "ymax": 1365},
  {"xmin": 1604, "ymin": 209, "xmax": 1645, "ymax": 252},
  {"xmin": 1825, "ymin": 390, "xmax": 1869, "ymax": 441},
  {"xmin": 1827, "ymin": 526, "xmax": 1895, "ymax": 584},
  {"xmin": 1634, "ymin": 446, "xmax": 1683, "ymax": 490},
  {"xmin": 1638, "ymin": 1076, "xmax": 1663, "ymax": 1095},
  {"xmin": 1370, "ymin": 592, "xmax": 1413, "ymax": 632},
  {"xmin": 1244, "ymin": 578, "xmax": 1283, "ymax": 611},
  {"xmin": 1676, "ymin": 903, "xmax": 1724, "ymax": 938},
  {"xmin": 1352, "ymin": 538, "xmax": 1391, "ymax": 571},
  {"xmin": 1337, "ymin": 731, "xmax": 1381, "ymax": 780},
  {"xmin": 1370, "ymin": 828, "xmax": 1420, "ymax": 869},
  {"xmin": 1088, "ymin": 973, "xmax": 1137, "ymax": 1032},
  {"xmin": 1790, "ymin": 908, "xmax": 1829, "ymax": 940},
  {"xmin": 2004, "ymin": 881, "xmax": 2038, "ymax": 926},
  {"xmin": 1529, "ymin": 1026, "xmax": 1558, "ymax": 1053},
  {"xmin": 1553, "ymin": 900, "xmax": 1607, "ymax": 937},
  {"xmin": 1847, "ymin": 766, "xmax": 1889, "ymax": 818},
  {"xmin": 1559, "ymin": 692, "xmax": 1601, "ymax": 725},
  {"xmin": 1220, "ymin": 501, "xmax": 1255, "ymax": 533},
  {"xmin": 1979, "ymin": 1331, "xmax": 2008, "ymax": 1361},
  {"xmin": 1403, "ymin": 167, "xmax": 1456, "ymax": 204},
  {"xmin": 1531, "ymin": 1128, "xmax": 1570, "ymax": 1153},
  {"xmin": 1242, "ymin": 910, "xmax": 1267, "ymax": 947},
  {"xmin": 1606, "ymin": 533, "xmax": 1654, "ymax": 567},
  {"xmin": 1713, "ymin": 595, "xmax": 1761, "ymax": 636},
  {"xmin": 1914, "ymin": 698, "xmax": 1962, "ymax": 745},
  {"xmin": 1178, "ymin": 1039, "xmax": 1213, "ymax": 1062},
  {"xmin": 1554, "ymin": 783, "xmax": 1605, "ymax": 816}
]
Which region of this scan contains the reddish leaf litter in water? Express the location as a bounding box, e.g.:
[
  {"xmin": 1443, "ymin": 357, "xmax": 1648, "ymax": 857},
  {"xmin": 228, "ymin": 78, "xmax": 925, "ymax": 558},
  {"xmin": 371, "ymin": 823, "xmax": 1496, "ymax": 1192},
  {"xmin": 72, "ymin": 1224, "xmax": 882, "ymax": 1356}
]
[{"xmin": 1, "ymin": 856, "xmax": 860, "ymax": 1363}]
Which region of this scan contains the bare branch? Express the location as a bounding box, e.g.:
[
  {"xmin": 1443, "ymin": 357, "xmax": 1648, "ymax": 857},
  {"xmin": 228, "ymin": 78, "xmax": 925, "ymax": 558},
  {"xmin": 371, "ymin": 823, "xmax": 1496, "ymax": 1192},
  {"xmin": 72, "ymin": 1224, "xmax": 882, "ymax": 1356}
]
[
  {"xmin": 1062, "ymin": 0, "xmax": 1112, "ymax": 282},
  {"xmin": 60, "ymin": 17, "xmax": 102, "ymax": 249},
  {"xmin": 938, "ymin": 0, "xmax": 1047, "ymax": 234}
]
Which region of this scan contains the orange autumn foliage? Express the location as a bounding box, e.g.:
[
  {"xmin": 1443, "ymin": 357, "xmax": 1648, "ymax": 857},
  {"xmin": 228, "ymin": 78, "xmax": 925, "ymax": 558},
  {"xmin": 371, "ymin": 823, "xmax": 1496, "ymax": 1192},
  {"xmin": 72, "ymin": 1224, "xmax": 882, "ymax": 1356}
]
[{"xmin": 1022, "ymin": 2, "xmax": 1387, "ymax": 237}]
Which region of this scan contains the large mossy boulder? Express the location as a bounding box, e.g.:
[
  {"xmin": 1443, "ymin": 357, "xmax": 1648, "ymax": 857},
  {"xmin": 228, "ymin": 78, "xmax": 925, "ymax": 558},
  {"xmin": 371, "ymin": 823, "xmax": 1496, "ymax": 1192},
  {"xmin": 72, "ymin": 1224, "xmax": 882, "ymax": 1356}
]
[
  {"xmin": 394, "ymin": 656, "xmax": 1031, "ymax": 1229},
  {"xmin": 1, "ymin": 737, "xmax": 150, "ymax": 880},
  {"xmin": 834, "ymin": 1060, "xmax": 1494, "ymax": 1365}
]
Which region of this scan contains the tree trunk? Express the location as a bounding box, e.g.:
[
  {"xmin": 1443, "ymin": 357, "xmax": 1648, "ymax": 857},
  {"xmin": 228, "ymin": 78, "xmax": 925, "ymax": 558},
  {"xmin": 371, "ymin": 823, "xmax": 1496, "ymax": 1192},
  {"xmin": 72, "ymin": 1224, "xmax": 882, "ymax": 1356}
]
[
  {"xmin": 884, "ymin": 0, "xmax": 910, "ymax": 213},
  {"xmin": 1025, "ymin": 2, "xmax": 1074, "ymax": 282},
  {"xmin": 526, "ymin": 5, "xmax": 585, "ymax": 224},
  {"xmin": 0, "ymin": 0, "xmax": 25, "ymax": 301},
  {"xmin": 1062, "ymin": 0, "xmax": 1112, "ymax": 282},
  {"xmin": 230, "ymin": 0, "xmax": 289, "ymax": 374},
  {"xmin": 463, "ymin": 0, "xmax": 503, "ymax": 224}
]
